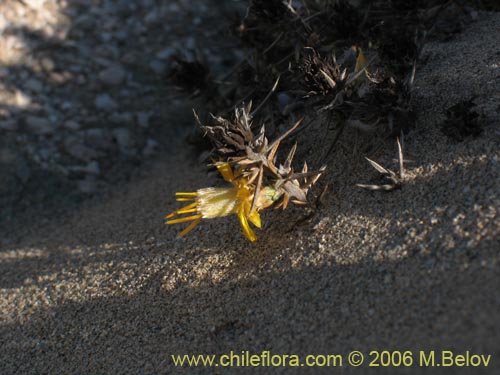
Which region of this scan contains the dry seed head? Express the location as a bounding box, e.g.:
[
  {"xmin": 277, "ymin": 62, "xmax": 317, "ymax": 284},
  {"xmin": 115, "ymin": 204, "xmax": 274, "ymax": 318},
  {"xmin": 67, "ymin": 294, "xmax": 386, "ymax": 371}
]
[{"xmin": 196, "ymin": 103, "xmax": 325, "ymax": 213}]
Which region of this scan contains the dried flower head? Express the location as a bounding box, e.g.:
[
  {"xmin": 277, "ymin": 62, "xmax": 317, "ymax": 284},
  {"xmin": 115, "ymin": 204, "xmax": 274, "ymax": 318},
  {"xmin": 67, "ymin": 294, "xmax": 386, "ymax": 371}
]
[
  {"xmin": 167, "ymin": 162, "xmax": 277, "ymax": 242},
  {"xmin": 197, "ymin": 103, "xmax": 325, "ymax": 212},
  {"xmin": 167, "ymin": 104, "xmax": 325, "ymax": 241}
]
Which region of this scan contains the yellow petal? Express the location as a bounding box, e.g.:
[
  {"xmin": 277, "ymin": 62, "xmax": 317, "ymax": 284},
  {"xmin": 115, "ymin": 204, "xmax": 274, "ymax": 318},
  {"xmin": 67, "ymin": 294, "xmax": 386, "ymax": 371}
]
[
  {"xmin": 175, "ymin": 192, "xmax": 198, "ymax": 197},
  {"xmin": 215, "ymin": 162, "xmax": 234, "ymax": 183},
  {"xmin": 238, "ymin": 208, "xmax": 257, "ymax": 242},
  {"xmin": 166, "ymin": 202, "xmax": 197, "ymax": 219},
  {"xmin": 179, "ymin": 218, "xmax": 202, "ymax": 237},
  {"xmin": 166, "ymin": 214, "xmax": 202, "ymax": 224},
  {"xmin": 173, "ymin": 202, "xmax": 198, "ymax": 215},
  {"xmin": 247, "ymin": 206, "xmax": 262, "ymax": 228}
]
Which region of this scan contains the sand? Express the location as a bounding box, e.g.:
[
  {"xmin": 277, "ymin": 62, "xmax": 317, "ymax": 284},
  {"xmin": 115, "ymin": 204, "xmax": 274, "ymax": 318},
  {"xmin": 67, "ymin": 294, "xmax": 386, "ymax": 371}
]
[{"xmin": 1, "ymin": 11, "xmax": 500, "ymax": 375}]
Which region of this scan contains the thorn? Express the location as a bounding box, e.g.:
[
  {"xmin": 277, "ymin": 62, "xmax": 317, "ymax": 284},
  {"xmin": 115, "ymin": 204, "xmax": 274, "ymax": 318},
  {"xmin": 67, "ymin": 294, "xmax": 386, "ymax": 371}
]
[
  {"xmin": 365, "ymin": 157, "xmax": 390, "ymax": 175},
  {"xmin": 397, "ymin": 134, "xmax": 404, "ymax": 180},
  {"xmin": 250, "ymin": 75, "xmax": 280, "ymax": 117}
]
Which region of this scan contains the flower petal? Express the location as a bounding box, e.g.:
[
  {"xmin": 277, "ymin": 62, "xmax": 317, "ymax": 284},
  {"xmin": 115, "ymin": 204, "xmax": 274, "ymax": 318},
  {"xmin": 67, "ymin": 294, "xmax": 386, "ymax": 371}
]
[
  {"xmin": 247, "ymin": 206, "xmax": 261, "ymax": 228},
  {"xmin": 238, "ymin": 208, "xmax": 257, "ymax": 242},
  {"xmin": 166, "ymin": 214, "xmax": 202, "ymax": 224},
  {"xmin": 215, "ymin": 162, "xmax": 235, "ymax": 183},
  {"xmin": 179, "ymin": 218, "xmax": 202, "ymax": 237}
]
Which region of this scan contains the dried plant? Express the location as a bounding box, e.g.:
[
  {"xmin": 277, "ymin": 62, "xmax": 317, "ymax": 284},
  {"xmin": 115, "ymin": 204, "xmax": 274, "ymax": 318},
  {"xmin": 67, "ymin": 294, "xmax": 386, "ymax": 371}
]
[
  {"xmin": 167, "ymin": 103, "xmax": 325, "ymax": 241},
  {"xmin": 357, "ymin": 137, "xmax": 405, "ymax": 191},
  {"xmin": 165, "ymin": 0, "xmax": 483, "ymax": 242},
  {"xmin": 167, "ymin": 57, "xmax": 211, "ymax": 97}
]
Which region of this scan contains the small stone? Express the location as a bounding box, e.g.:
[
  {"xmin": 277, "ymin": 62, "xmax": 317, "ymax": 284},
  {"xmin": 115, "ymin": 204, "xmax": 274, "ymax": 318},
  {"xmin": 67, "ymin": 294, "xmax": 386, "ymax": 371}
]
[
  {"xmin": 25, "ymin": 116, "xmax": 53, "ymax": 134},
  {"xmin": 16, "ymin": 162, "xmax": 31, "ymax": 183},
  {"xmin": 100, "ymin": 32, "xmax": 112, "ymax": 43},
  {"xmin": 85, "ymin": 161, "xmax": 100, "ymax": 175},
  {"xmin": 49, "ymin": 72, "xmax": 67, "ymax": 85},
  {"xmin": 93, "ymin": 56, "xmax": 113, "ymax": 67},
  {"xmin": 0, "ymin": 15, "xmax": 8, "ymax": 34},
  {"xmin": 69, "ymin": 161, "xmax": 100, "ymax": 176},
  {"xmin": 15, "ymin": 90, "xmax": 31, "ymax": 108},
  {"xmin": 76, "ymin": 75, "xmax": 86, "ymax": 85},
  {"xmin": 95, "ymin": 94, "xmax": 117, "ymax": 112},
  {"xmin": 24, "ymin": 0, "xmax": 47, "ymax": 9},
  {"xmin": 109, "ymin": 112, "xmax": 133, "ymax": 125},
  {"xmin": 144, "ymin": 10, "xmax": 158, "ymax": 25},
  {"xmin": 121, "ymin": 52, "xmax": 137, "ymax": 65},
  {"xmin": 77, "ymin": 176, "xmax": 97, "ymax": 194},
  {"xmin": 84, "ymin": 128, "xmax": 113, "ymax": 150},
  {"xmin": 40, "ymin": 57, "xmax": 55, "ymax": 71},
  {"xmin": 0, "ymin": 147, "xmax": 16, "ymax": 164},
  {"xmin": 114, "ymin": 30, "xmax": 128, "ymax": 42},
  {"xmin": 112, "ymin": 127, "xmax": 130, "ymax": 149},
  {"xmin": 55, "ymin": 100, "xmax": 70, "ymax": 112},
  {"xmin": 0, "ymin": 67, "xmax": 8, "ymax": 79},
  {"xmin": 136, "ymin": 111, "xmax": 151, "ymax": 128},
  {"xmin": 98, "ymin": 65, "xmax": 126, "ymax": 86},
  {"xmin": 0, "ymin": 119, "xmax": 18, "ymax": 131},
  {"xmin": 25, "ymin": 78, "xmax": 43, "ymax": 93},
  {"xmin": 156, "ymin": 47, "xmax": 176, "ymax": 60},
  {"xmin": 67, "ymin": 62, "xmax": 83, "ymax": 73},
  {"xmin": 64, "ymin": 136, "xmax": 99, "ymax": 161},
  {"xmin": 142, "ymin": 138, "xmax": 158, "ymax": 157},
  {"xmin": 278, "ymin": 93, "xmax": 291, "ymax": 109},
  {"xmin": 149, "ymin": 60, "xmax": 166, "ymax": 75},
  {"xmin": 63, "ymin": 120, "xmax": 80, "ymax": 130}
]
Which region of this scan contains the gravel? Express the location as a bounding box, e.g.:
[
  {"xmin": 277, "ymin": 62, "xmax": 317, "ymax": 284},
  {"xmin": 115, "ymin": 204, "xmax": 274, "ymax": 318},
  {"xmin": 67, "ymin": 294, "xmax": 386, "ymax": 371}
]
[{"xmin": 0, "ymin": 0, "xmax": 220, "ymax": 211}]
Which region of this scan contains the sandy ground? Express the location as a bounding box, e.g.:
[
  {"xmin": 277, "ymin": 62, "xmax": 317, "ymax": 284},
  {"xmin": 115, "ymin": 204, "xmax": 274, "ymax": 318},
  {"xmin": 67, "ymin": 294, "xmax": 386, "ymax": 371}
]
[{"xmin": 1, "ymin": 11, "xmax": 500, "ymax": 375}]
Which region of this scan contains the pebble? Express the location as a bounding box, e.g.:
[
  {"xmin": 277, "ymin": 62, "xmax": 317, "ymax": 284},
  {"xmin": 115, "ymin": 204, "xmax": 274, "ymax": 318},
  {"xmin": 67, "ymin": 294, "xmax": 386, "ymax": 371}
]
[
  {"xmin": 149, "ymin": 60, "xmax": 166, "ymax": 75},
  {"xmin": 112, "ymin": 127, "xmax": 130, "ymax": 149},
  {"xmin": 85, "ymin": 161, "xmax": 101, "ymax": 175},
  {"xmin": 40, "ymin": 57, "xmax": 55, "ymax": 72},
  {"xmin": 15, "ymin": 90, "xmax": 31, "ymax": 108},
  {"xmin": 121, "ymin": 52, "xmax": 137, "ymax": 65},
  {"xmin": 63, "ymin": 120, "xmax": 80, "ymax": 130},
  {"xmin": 64, "ymin": 136, "xmax": 99, "ymax": 161},
  {"xmin": 0, "ymin": 147, "xmax": 16, "ymax": 164},
  {"xmin": 114, "ymin": 30, "xmax": 128, "ymax": 42},
  {"xmin": 144, "ymin": 10, "xmax": 158, "ymax": 25},
  {"xmin": 25, "ymin": 78, "xmax": 44, "ymax": 93},
  {"xmin": 69, "ymin": 161, "xmax": 100, "ymax": 176},
  {"xmin": 156, "ymin": 47, "xmax": 177, "ymax": 61},
  {"xmin": 0, "ymin": 0, "xmax": 223, "ymax": 205},
  {"xmin": 49, "ymin": 72, "xmax": 67, "ymax": 85},
  {"xmin": 84, "ymin": 128, "xmax": 113, "ymax": 150},
  {"xmin": 0, "ymin": 14, "xmax": 7, "ymax": 34},
  {"xmin": 98, "ymin": 64, "xmax": 126, "ymax": 86},
  {"xmin": 95, "ymin": 94, "xmax": 118, "ymax": 112},
  {"xmin": 100, "ymin": 32, "xmax": 112, "ymax": 43},
  {"xmin": 25, "ymin": 116, "xmax": 53, "ymax": 134},
  {"xmin": 136, "ymin": 112, "xmax": 151, "ymax": 128},
  {"xmin": 77, "ymin": 176, "xmax": 98, "ymax": 194},
  {"xmin": 0, "ymin": 119, "xmax": 18, "ymax": 131},
  {"xmin": 23, "ymin": 0, "xmax": 47, "ymax": 9},
  {"xmin": 60, "ymin": 101, "xmax": 73, "ymax": 111},
  {"xmin": 76, "ymin": 75, "xmax": 86, "ymax": 85},
  {"xmin": 15, "ymin": 161, "xmax": 31, "ymax": 184},
  {"xmin": 142, "ymin": 138, "xmax": 158, "ymax": 157},
  {"xmin": 109, "ymin": 112, "xmax": 133, "ymax": 125}
]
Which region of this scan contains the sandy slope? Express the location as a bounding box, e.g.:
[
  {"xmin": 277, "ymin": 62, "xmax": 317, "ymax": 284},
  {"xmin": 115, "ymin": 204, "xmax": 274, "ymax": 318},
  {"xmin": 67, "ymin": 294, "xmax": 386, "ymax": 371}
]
[{"xmin": 1, "ymin": 12, "xmax": 500, "ymax": 375}]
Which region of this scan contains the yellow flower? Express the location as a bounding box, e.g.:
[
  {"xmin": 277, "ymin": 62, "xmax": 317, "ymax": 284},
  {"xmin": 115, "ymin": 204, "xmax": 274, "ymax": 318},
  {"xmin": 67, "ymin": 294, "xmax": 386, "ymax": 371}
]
[{"xmin": 166, "ymin": 163, "xmax": 263, "ymax": 241}]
